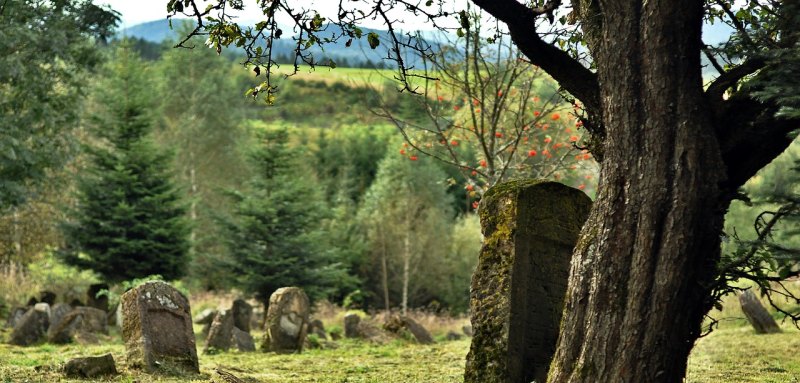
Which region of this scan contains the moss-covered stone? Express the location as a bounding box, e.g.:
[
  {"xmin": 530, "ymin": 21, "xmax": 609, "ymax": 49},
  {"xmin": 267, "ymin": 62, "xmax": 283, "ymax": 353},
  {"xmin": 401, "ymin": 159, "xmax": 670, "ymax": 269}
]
[
  {"xmin": 121, "ymin": 281, "xmax": 199, "ymax": 374},
  {"xmin": 464, "ymin": 180, "xmax": 591, "ymax": 383}
]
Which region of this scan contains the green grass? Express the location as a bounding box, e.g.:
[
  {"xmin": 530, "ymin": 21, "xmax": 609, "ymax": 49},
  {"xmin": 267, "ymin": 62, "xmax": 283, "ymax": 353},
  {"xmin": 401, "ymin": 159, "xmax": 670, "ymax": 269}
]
[{"xmin": 1, "ymin": 321, "xmax": 798, "ymax": 382}]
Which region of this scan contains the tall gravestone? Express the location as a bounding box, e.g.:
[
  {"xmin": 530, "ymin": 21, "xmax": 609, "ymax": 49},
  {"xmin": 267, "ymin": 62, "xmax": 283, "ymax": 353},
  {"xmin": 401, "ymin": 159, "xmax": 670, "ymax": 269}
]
[
  {"xmin": 231, "ymin": 299, "xmax": 253, "ymax": 333},
  {"xmin": 464, "ymin": 180, "xmax": 591, "ymax": 383},
  {"xmin": 121, "ymin": 281, "xmax": 199, "ymax": 374},
  {"xmin": 262, "ymin": 287, "xmax": 309, "ymax": 353}
]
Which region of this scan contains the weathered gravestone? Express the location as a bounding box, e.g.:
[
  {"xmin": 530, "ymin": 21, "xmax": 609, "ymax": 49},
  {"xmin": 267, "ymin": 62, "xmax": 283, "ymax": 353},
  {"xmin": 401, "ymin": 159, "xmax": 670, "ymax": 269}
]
[
  {"xmin": 64, "ymin": 354, "xmax": 118, "ymax": 378},
  {"xmin": 9, "ymin": 303, "xmax": 50, "ymax": 346},
  {"xmin": 48, "ymin": 306, "xmax": 108, "ymax": 344},
  {"xmin": 262, "ymin": 287, "xmax": 310, "ymax": 353},
  {"xmin": 231, "ymin": 327, "xmax": 256, "ymax": 352},
  {"xmin": 307, "ymin": 319, "xmax": 327, "ymax": 339},
  {"xmin": 344, "ymin": 313, "xmax": 360, "ymax": 339},
  {"xmin": 464, "ymin": 180, "xmax": 591, "ymax": 383},
  {"xmin": 86, "ymin": 283, "xmax": 110, "ymax": 312},
  {"xmin": 204, "ymin": 309, "xmax": 234, "ymax": 353},
  {"xmin": 232, "ymin": 299, "xmax": 253, "ymax": 333},
  {"xmin": 383, "ymin": 315, "xmax": 434, "ymax": 344},
  {"xmin": 47, "ymin": 303, "xmax": 73, "ymax": 334},
  {"xmin": 6, "ymin": 307, "xmax": 28, "ymax": 328},
  {"xmin": 121, "ymin": 281, "xmax": 199, "ymax": 374},
  {"xmin": 739, "ymin": 290, "xmax": 782, "ymax": 334}
]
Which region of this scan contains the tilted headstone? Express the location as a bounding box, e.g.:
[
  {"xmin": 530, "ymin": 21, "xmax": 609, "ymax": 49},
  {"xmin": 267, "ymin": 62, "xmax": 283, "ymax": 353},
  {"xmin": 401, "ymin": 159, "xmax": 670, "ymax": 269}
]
[
  {"xmin": 261, "ymin": 287, "xmax": 310, "ymax": 353},
  {"xmin": 9, "ymin": 303, "xmax": 50, "ymax": 346},
  {"xmin": 739, "ymin": 290, "xmax": 782, "ymax": 334},
  {"xmin": 193, "ymin": 308, "xmax": 217, "ymax": 324},
  {"xmin": 232, "ymin": 299, "xmax": 253, "ymax": 333},
  {"xmin": 48, "ymin": 306, "xmax": 109, "ymax": 344},
  {"xmin": 204, "ymin": 309, "xmax": 234, "ymax": 354},
  {"xmin": 464, "ymin": 180, "xmax": 591, "ymax": 383},
  {"xmin": 86, "ymin": 283, "xmax": 110, "ymax": 312},
  {"xmin": 231, "ymin": 327, "xmax": 256, "ymax": 352},
  {"xmin": 121, "ymin": 281, "xmax": 199, "ymax": 374},
  {"xmin": 383, "ymin": 315, "xmax": 434, "ymax": 344}
]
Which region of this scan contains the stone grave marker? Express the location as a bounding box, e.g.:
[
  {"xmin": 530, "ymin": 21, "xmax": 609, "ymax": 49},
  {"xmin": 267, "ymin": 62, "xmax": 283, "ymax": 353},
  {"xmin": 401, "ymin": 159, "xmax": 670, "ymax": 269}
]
[
  {"xmin": 262, "ymin": 287, "xmax": 309, "ymax": 353},
  {"xmin": 121, "ymin": 281, "xmax": 199, "ymax": 374},
  {"xmin": 464, "ymin": 180, "xmax": 591, "ymax": 383},
  {"xmin": 204, "ymin": 309, "xmax": 234, "ymax": 353},
  {"xmin": 9, "ymin": 303, "xmax": 50, "ymax": 346},
  {"xmin": 232, "ymin": 299, "xmax": 253, "ymax": 333}
]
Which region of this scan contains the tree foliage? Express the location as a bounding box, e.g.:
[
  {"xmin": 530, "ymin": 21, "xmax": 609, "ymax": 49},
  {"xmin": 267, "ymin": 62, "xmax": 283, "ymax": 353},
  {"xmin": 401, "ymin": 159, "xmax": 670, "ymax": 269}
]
[
  {"xmin": 0, "ymin": 0, "xmax": 117, "ymax": 209},
  {"xmin": 60, "ymin": 44, "xmax": 190, "ymax": 283},
  {"xmin": 220, "ymin": 127, "xmax": 353, "ymax": 304}
]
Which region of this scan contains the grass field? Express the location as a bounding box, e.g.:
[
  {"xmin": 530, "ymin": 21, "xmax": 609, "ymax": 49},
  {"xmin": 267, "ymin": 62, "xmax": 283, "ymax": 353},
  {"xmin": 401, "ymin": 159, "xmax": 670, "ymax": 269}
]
[{"xmin": 1, "ymin": 315, "xmax": 798, "ymax": 382}]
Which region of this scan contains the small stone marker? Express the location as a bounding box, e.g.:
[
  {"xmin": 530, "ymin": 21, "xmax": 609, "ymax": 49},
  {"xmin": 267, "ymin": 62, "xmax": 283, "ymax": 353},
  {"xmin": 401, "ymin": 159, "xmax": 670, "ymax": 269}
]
[
  {"xmin": 6, "ymin": 307, "xmax": 28, "ymax": 328},
  {"xmin": 739, "ymin": 290, "xmax": 782, "ymax": 334},
  {"xmin": 462, "ymin": 324, "xmax": 473, "ymax": 337},
  {"xmin": 64, "ymin": 354, "xmax": 117, "ymax": 378},
  {"xmin": 204, "ymin": 309, "xmax": 234, "ymax": 353},
  {"xmin": 308, "ymin": 319, "xmax": 327, "ymax": 339},
  {"xmin": 231, "ymin": 327, "xmax": 256, "ymax": 352},
  {"xmin": 86, "ymin": 283, "xmax": 110, "ymax": 312},
  {"xmin": 47, "ymin": 303, "xmax": 73, "ymax": 334},
  {"xmin": 446, "ymin": 331, "xmax": 462, "ymax": 341},
  {"xmin": 232, "ymin": 299, "xmax": 253, "ymax": 333},
  {"xmin": 48, "ymin": 306, "xmax": 109, "ymax": 344},
  {"xmin": 121, "ymin": 281, "xmax": 199, "ymax": 374},
  {"xmin": 344, "ymin": 313, "xmax": 360, "ymax": 338},
  {"xmin": 464, "ymin": 180, "xmax": 591, "ymax": 383},
  {"xmin": 383, "ymin": 316, "xmax": 434, "ymax": 344},
  {"xmin": 261, "ymin": 287, "xmax": 310, "ymax": 353},
  {"xmin": 9, "ymin": 303, "xmax": 50, "ymax": 346}
]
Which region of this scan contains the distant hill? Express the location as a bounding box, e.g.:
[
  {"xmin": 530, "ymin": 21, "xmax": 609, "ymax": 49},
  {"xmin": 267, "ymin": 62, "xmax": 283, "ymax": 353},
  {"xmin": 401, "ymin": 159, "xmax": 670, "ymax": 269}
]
[
  {"xmin": 119, "ymin": 19, "xmax": 436, "ymax": 68},
  {"xmin": 119, "ymin": 19, "xmax": 193, "ymax": 43}
]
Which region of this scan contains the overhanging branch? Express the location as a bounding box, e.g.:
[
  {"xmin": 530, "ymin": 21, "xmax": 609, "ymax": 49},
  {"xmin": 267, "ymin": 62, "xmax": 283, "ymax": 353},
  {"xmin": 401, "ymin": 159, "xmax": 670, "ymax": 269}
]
[{"xmin": 470, "ymin": 0, "xmax": 601, "ymax": 114}]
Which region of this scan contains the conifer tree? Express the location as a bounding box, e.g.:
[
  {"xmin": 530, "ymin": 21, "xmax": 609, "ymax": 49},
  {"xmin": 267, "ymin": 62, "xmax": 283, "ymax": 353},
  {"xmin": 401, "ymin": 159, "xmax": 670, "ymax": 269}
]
[
  {"xmin": 221, "ymin": 127, "xmax": 352, "ymax": 305},
  {"xmin": 60, "ymin": 44, "xmax": 190, "ymax": 283}
]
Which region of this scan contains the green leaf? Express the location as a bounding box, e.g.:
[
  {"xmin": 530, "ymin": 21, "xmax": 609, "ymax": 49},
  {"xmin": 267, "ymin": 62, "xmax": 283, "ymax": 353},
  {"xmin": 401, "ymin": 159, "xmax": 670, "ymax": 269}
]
[{"xmin": 367, "ymin": 32, "xmax": 380, "ymax": 49}]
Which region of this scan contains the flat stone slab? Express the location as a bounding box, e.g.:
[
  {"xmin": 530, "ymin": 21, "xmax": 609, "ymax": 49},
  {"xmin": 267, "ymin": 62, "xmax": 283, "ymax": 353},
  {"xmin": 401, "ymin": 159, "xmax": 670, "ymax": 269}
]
[
  {"xmin": 64, "ymin": 354, "xmax": 117, "ymax": 378},
  {"xmin": 121, "ymin": 281, "xmax": 199, "ymax": 374}
]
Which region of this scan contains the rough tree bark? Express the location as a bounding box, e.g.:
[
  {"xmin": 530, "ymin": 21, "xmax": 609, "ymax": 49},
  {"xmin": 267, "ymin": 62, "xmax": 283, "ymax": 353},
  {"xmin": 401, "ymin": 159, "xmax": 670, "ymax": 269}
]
[{"xmin": 470, "ymin": 0, "xmax": 798, "ymax": 381}]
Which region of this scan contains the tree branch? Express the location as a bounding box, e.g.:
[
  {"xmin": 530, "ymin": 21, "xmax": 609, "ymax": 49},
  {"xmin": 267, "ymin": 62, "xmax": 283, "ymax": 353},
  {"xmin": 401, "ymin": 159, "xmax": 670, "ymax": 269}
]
[{"xmin": 470, "ymin": 0, "xmax": 601, "ymax": 114}]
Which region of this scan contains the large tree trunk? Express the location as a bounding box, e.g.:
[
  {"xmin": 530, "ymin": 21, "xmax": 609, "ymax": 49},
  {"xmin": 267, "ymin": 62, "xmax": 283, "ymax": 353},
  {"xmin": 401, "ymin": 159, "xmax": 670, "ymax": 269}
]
[{"xmin": 548, "ymin": 1, "xmax": 727, "ymax": 381}]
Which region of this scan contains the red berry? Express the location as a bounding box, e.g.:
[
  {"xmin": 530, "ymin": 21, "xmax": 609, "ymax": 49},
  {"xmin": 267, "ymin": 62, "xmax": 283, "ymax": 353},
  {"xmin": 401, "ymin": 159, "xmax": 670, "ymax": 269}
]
[
  {"xmin": 551, "ymin": 113, "xmax": 561, "ymax": 121},
  {"xmin": 466, "ymin": 184, "xmax": 474, "ymax": 191},
  {"xmin": 528, "ymin": 150, "xmax": 537, "ymax": 157},
  {"xmin": 479, "ymin": 160, "xmax": 487, "ymax": 167},
  {"xmin": 495, "ymin": 132, "xmax": 503, "ymax": 138},
  {"xmin": 410, "ymin": 156, "xmax": 418, "ymax": 161},
  {"xmin": 450, "ymin": 140, "xmax": 459, "ymax": 146},
  {"xmin": 399, "ymin": 149, "xmax": 406, "ymax": 155},
  {"xmin": 569, "ymin": 135, "xmax": 578, "ymax": 142}
]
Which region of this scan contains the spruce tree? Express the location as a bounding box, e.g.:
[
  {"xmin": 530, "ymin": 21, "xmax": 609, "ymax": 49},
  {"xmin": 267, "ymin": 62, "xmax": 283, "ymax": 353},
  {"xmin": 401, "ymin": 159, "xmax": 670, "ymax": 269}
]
[
  {"xmin": 60, "ymin": 44, "xmax": 190, "ymax": 283},
  {"xmin": 221, "ymin": 127, "xmax": 352, "ymax": 304}
]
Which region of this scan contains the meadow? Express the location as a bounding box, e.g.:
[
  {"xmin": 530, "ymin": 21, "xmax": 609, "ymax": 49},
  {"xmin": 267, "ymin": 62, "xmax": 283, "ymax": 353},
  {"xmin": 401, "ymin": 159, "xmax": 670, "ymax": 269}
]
[{"xmin": 1, "ymin": 289, "xmax": 798, "ymax": 383}]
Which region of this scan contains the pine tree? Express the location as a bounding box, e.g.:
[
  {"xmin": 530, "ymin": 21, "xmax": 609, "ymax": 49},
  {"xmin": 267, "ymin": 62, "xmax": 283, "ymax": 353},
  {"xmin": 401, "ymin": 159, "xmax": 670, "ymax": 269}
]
[
  {"xmin": 60, "ymin": 44, "xmax": 190, "ymax": 283},
  {"xmin": 221, "ymin": 127, "xmax": 352, "ymax": 305}
]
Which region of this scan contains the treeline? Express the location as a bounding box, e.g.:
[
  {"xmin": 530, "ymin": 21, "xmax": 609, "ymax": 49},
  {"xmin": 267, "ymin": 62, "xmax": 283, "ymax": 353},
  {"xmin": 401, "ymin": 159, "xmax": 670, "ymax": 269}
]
[{"xmin": 1, "ymin": 36, "xmax": 479, "ymax": 313}]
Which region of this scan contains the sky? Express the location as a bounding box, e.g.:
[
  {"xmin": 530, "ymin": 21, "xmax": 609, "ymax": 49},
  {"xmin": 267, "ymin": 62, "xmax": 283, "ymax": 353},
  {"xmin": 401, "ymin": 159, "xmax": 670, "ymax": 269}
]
[{"xmin": 97, "ymin": 0, "xmax": 465, "ymax": 30}]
